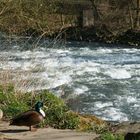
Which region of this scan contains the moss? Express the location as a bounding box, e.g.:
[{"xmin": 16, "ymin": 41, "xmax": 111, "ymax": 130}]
[{"xmin": 78, "ymin": 114, "xmax": 107, "ymax": 133}]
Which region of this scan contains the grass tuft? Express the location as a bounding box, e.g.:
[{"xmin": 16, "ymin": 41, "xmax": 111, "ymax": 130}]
[{"xmin": 100, "ymin": 132, "xmax": 124, "ymax": 140}]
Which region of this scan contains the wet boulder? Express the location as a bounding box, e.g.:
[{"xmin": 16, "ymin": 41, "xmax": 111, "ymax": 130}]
[{"xmin": 124, "ymin": 132, "xmax": 140, "ymax": 140}]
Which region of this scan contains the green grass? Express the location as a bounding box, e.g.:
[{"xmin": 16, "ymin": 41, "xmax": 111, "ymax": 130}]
[{"xmin": 100, "ymin": 132, "xmax": 124, "ymax": 140}]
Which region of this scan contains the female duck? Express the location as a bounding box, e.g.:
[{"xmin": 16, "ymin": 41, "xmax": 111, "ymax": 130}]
[
  {"xmin": 10, "ymin": 101, "xmax": 45, "ymax": 131},
  {"xmin": 0, "ymin": 109, "xmax": 3, "ymax": 120}
]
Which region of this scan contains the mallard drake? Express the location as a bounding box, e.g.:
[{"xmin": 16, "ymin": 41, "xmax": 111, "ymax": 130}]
[{"xmin": 10, "ymin": 101, "xmax": 45, "ymax": 131}]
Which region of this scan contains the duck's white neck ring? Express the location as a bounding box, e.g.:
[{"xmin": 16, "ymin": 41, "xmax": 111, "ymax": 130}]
[{"xmin": 39, "ymin": 109, "xmax": 46, "ymax": 118}]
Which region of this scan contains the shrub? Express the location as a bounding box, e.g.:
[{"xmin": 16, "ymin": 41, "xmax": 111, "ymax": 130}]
[
  {"xmin": 100, "ymin": 132, "xmax": 124, "ymax": 140},
  {"xmin": 0, "ymin": 84, "xmax": 29, "ymax": 117}
]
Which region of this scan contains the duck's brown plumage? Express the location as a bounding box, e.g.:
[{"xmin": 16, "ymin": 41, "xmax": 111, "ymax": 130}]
[{"xmin": 10, "ymin": 110, "xmax": 44, "ymax": 126}]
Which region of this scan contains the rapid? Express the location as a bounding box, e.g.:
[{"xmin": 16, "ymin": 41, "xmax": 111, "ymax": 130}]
[{"xmin": 0, "ymin": 38, "xmax": 140, "ymax": 122}]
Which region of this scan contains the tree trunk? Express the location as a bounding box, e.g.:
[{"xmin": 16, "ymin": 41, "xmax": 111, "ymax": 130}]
[
  {"xmin": 77, "ymin": 11, "xmax": 83, "ymax": 28},
  {"xmin": 89, "ymin": 0, "xmax": 100, "ymax": 22},
  {"xmin": 128, "ymin": 5, "xmax": 134, "ymax": 29},
  {"xmin": 135, "ymin": 0, "xmax": 140, "ymax": 29}
]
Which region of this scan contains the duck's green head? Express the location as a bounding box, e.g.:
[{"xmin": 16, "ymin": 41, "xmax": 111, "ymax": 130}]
[
  {"xmin": 35, "ymin": 101, "xmax": 46, "ymax": 117},
  {"xmin": 35, "ymin": 101, "xmax": 43, "ymax": 111}
]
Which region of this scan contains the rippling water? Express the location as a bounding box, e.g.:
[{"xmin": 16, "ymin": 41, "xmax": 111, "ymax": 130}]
[{"xmin": 0, "ymin": 38, "xmax": 140, "ymax": 122}]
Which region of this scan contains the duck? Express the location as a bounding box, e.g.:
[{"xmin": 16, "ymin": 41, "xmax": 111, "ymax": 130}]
[
  {"xmin": 0, "ymin": 109, "xmax": 3, "ymax": 120},
  {"xmin": 10, "ymin": 101, "xmax": 46, "ymax": 131}
]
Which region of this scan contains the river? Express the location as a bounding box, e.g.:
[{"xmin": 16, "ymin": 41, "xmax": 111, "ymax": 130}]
[{"xmin": 0, "ymin": 37, "xmax": 140, "ymax": 122}]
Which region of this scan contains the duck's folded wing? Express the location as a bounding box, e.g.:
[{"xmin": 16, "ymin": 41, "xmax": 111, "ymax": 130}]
[{"xmin": 10, "ymin": 110, "xmax": 43, "ymax": 126}]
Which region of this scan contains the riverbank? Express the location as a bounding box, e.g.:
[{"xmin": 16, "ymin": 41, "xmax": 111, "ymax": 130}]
[
  {"xmin": 0, "ymin": 121, "xmax": 98, "ymax": 140},
  {"xmin": 1, "ymin": 82, "xmax": 140, "ymax": 140},
  {"xmin": 0, "ymin": 0, "xmax": 140, "ymax": 48},
  {"xmin": 1, "ymin": 84, "xmax": 140, "ymax": 139},
  {"xmin": 0, "ymin": 121, "xmax": 140, "ymax": 140},
  {"xmin": 0, "ymin": 84, "xmax": 107, "ymax": 140},
  {"xmin": 0, "ymin": 84, "xmax": 107, "ymax": 131},
  {"xmin": 7, "ymin": 25, "xmax": 139, "ymax": 48},
  {"xmin": 48, "ymin": 26, "xmax": 140, "ymax": 47}
]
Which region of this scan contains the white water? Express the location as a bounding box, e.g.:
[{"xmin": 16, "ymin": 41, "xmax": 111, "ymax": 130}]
[{"xmin": 0, "ymin": 40, "xmax": 140, "ymax": 121}]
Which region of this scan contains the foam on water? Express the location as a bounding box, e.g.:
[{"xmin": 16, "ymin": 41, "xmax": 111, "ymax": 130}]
[
  {"xmin": 74, "ymin": 85, "xmax": 89, "ymax": 95},
  {"xmin": 94, "ymin": 101, "xmax": 113, "ymax": 109},
  {"xmin": 105, "ymin": 68, "xmax": 131, "ymax": 79},
  {"xmin": 96, "ymin": 48, "xmax": 113, "ymax": 54},
  {"xmin": 85, "ymin": 103, "xmax": 129, "ymax": 121},
  {"xmin": 99, "ymin": 107, "xmax": 129, "ymax": 121}
]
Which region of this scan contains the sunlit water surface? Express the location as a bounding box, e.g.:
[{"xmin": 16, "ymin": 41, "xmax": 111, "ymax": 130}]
[{"xmin": 0, "ymin": 38, "xmax": 140, "ymax": 122}]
